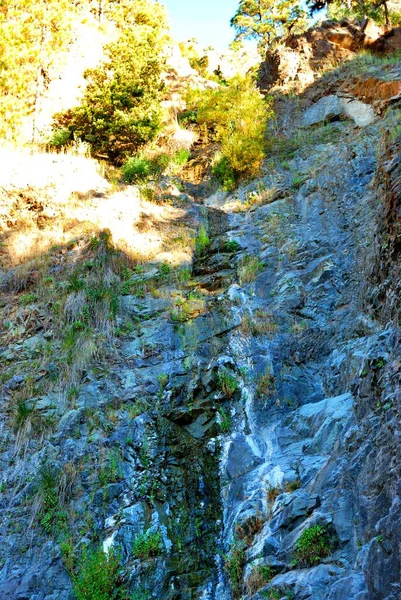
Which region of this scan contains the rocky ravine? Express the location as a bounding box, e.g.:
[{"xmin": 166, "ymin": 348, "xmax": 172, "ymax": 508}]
[{"xmin": 1, "ymin": 56, "xmax": 401, "ymax": 600}]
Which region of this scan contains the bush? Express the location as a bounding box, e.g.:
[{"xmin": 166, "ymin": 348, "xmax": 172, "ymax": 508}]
[
  {"xmin": 132, "ymin": 529, "xmax": 162, "ymax": 559},
  {"xmin": 48, "ymin": 128, "xmax": 71, "ymax": 148},
  {"xmin": 52, "ymin": 1, "xmax": 167, "ymax": 164},
  {"xmin": 173, "ymin": 148, "xmax": 190, "ymax": 166},
  {"xmin": 218, "ymin": 369, "xmax": 239, "ymax": 399},
  {"xmin": 295, "ymin": 524, "xmax": 331, "ymax": 567},
  {"xmin": 224, "ymin": 542, "xmax": 246, "ymax": 597},
  {"xmin": 195, "ymin": 224, "xmax": 210, "ymax": 256},
  {"xmin": 185, "ymin": 76, "xmax": 272, "ymax": 185},
  {"xmin": 212, "ymin": 156, "xmax": 236, "ymax": 191},
  {"xmin": 122, "ymin": 156, "xmax": 152, "ymax": 183},
  {"xmin": 238, "ymin": 255, "xmax": 264, "ymax": 284},
  {"xmin": 71, "ymin": 547, "xmax": 120, "ymax": 600}
]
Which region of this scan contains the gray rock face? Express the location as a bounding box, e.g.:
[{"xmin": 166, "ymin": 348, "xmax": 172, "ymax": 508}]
[{"xmin": 1, "ymin": 69, "xmax": 401, "ymax": 600}]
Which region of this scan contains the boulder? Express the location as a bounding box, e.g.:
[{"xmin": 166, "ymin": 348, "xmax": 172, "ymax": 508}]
[{"xmin": 302, "ymin": 95, "xmax": 376, "ymax": 127}]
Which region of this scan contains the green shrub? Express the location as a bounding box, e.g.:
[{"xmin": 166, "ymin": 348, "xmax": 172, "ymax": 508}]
[
  {"xmin": 173, "ymin": 148, "xmax": 190, "ymax": 166},
  {"xmin": 71, "ymin": 546, "xmax": 120, "ymax": 600},
  {"xmin": 52, "ymin": 1, "xmax": 167, "ymax": 164},
  {"xmin": 222, "ymin": 240, "xmax": 241, "ymax": 253},
  {"xmin": 238, "ymin": 256, "xmax": 264, "ymax": 284},
  {"xmin": 132, "ymin": 529, "xmax": 162, "ymax": 559},
  {"xmin": 224, "ymin": 542, "xmax": 246, "ymax": 597},
  {"xmin": 217, "ymin": 406, "xmax": 232, "ymax": 433},
  {"xmin": 48, "ymin": 128, "xmax": 71, "ymax": 148},
  {"xmin": 186, "ymin": 76, "xmax": 272, "ymax": 185},
  {"xmin": 122, "ymin": 156, "xmax": 152, "ymax": 183},
  {"xmin": 218, "ymin": 369, "xmax": 239, "ymax": 399},
  {"xmin": 38, "ymin": 466, "xmax": 68, "ymax": 535},
  {"xmin": 18, "ymin": 293, "xmax": 37, "ymax": 306},
  {"xmin": 257, "ymin": 370, "xmax": 273, "ymax": 397},
  {"xmin": 195, "ymin": 224, "xmax": 210, "ymax": 256},
  {"xmin": 295, "ymin": 524, "xmax": 331, "ymax": 567},
  {"xmin": 212, "ymin": 156, "xmax": 236, "ymax": 191}
]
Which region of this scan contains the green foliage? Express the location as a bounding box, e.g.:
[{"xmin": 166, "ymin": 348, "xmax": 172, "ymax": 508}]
[
  {"xmin": 257, "ymin": 370, "xmax": 274, "ymax": 397},
  {"xmin": 179, "ymin": 40, "xmax": 210, "ymax": 76},
  {"xmin": 71, "ymin": 546, "xmax": 120, "ymax": 600},
  {"xmin": 99, "ymin": 450, "xmax": 123, "ymax": 486},
  {"xmin": 218, "ymin": 369, "xmax": 239, "ymax": 399},
  {"xmin": 222, "ymin": 240, "xmax": 242, "ymax": 253},
  {"xmin": 173, "ymin": 148, "xmax": 190, "ymax": 166},
  {"xmin": 321, "ymin": 0, "xmax": 393, "ymax": 25},
  {"xmin": 224, "ymin": 542, "xmax": 246, "ymax": 597},
  {"xmin": 39, "ymin": 466, "xmax": 68, "ymax": 535},
  {"xmin": 122, "ymin": 156, "xmax": 152, "ymax": 183},
  {"xmin": 195, "ymin": 224, "xmax": 210, "ymax": 256},
  {"xmin": 53, "ymin": 0, "xmax": 167, "ymax": 164},
  {"xmin": 48, "ymin": 128, "xmax": 71, "ymax": 148},
  {"xmin": 231, "ymin": 0, "xmax": 307, "ymax": 51},
  {"xmin": 217, "ymin": 406, "xmax": 232, "ymax": 433},
  {"xmin": 186, "ymin": 77, "xmax": 272, "ymax": 185},
  {"xmin": 295, "ymin": 524, "xmax": 331, "ymax": 566},
  {"xmin": 212, "ymin": 156, "xmax": 236, "ymax": 191},
  {"xmin": 12, "ymin": 400, "xmax": 34, "ymax": 432},
  {"xmin": 18, "ymin": 293, "xmax": 37, "ymax": 306},
  {"xmin": 122, "ymin": 151, "xmax": 185, "ymax": 184},
  {"xmin": 132, "ymin": 529, "xmax": 162, "ymax": 559}
]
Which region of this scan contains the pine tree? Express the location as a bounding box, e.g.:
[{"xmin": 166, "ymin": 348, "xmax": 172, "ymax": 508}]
[
  {"xmin": 231, "ymin": 0, "xmax": 308, "ymax": 51},
  {"xmin": 53, "ymin": 0, "xmax": 169, "ymax": 163},
  {"xmin": 307, "ymin": 0, "xmax": 391, "ymax": 25}
]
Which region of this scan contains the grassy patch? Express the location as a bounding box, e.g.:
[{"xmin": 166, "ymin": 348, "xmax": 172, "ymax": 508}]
[
  {"xmin": 257, "ymin": 370, "xmax": 274, "ymax": 397},
  {"xmin": 132, "ymin": 529, "xmax": 163, "ymax": 559},
  {"xmin": 238, "ymin": 256, "xmax": 264, "ymax": 284},
  {"xmin": 224, "ymin": 542, "xmax": 246, "ymax": 598},
  {"xmin": 295, "ymin": 524, "xmax": 331, "ymax": 567},
  {"xmin": 195, "ymin": 224, "xmax": 210, "ymax": 256},
  {"xmin": 218, "ymin": 369, "xmax": 239, "ymax": 399},
  {"xmin": 246, "ymin": 564, "xmax": 275, "ymax": 595},
  {"xmin": 69, "ymin": 546, "xmax": 121, "ymax": 600}
]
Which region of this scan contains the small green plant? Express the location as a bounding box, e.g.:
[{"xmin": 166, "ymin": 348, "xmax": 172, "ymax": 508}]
[
  {"xmin": 38, "ymin": 466, "xmax": 68, "ymax": 536},
  {"xmin": 218, "ymin": 369, "xmax": 239, "ymax": 399},
  {"xmin": 295, "ymin": 524, "xmax": 331, "ymax": 567},
  {"xmin": 222, "ymin": 240, "xmax": 241, "ymax": 253},
  {"xmin": 48, "ymin": 127, "xmax": 71, "ymax": 148},
  {"xmin": 173, "ymin": 148, "xmax": 190, "ymax": 166},
  {"xmin": 257, "ymin": 370, "xmax": 273, "ymax": 397},
  {"xmin": 195, "ymin": 224, "xmax": 210, "ymax": 256},
  {"xmin": 122, "ymin": 156, "xmax": 152, "ymax": 183},
  {"xmin": 70, "ymin": 546, "xmax": 120, "ymax": 600},
  {"xmin": 224, "ymin": 542, "xmax": 246, "ymax": 597},
  {"xmin": 132, "ymin": 529, "xmax": 162, "ymax": 559},
  {"xmin": 266, "ymin": 485, "xmax": 281, "ymax": 504},
  {"xmin": 212, "ymin": 156, "xmax": 236, "ymax": 191},
  {"xmin": 18, "ymin": 293, "xmax": 37, "ymax": 306},
  {"xmin": 99, "ymin": 450, "xmax": 123, "ymax": 486},
  {"xmin": 12, "ymin": 399, "xmax": 34, "ymax": 432},
  {"xmin": 284, "ymin": 479, "xmax": 301, "ymax": 493},
  {"xmin": 238, "ymin": 256, "xmax": 264, "ymax": 284},
  {"xmin": 217, "ymin": 406, "xmax": 232, "ymax": 433},
  {"xmin": 246, "ymin": 564, "xmax": 275, "ymax": 595}
]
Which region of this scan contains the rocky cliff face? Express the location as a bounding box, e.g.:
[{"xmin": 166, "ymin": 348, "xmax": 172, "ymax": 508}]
[{"xmin": 1, "ymin": 28, "xmax": 401, "ymax": 600}]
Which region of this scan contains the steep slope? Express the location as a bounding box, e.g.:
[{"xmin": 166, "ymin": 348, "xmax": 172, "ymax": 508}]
[{"xmin": 1, "ymin": 39, "xmax": 401, "ymax": 600}]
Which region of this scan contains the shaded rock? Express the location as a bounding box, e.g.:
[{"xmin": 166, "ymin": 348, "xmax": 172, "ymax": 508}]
[{"xmin": 226, "ymin": 434, "xmax": 264, "ymax": 480}]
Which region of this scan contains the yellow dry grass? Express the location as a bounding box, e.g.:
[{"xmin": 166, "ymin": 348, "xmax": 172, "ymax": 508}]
[{"xmin": 0, "ymin": 148, "xmax": 194, "ymax": 270}]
